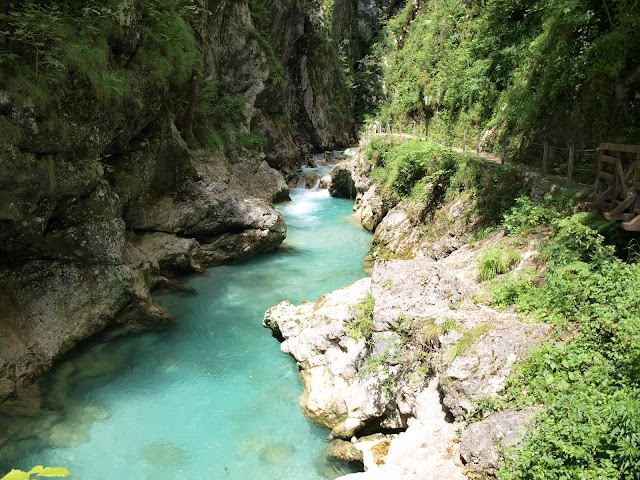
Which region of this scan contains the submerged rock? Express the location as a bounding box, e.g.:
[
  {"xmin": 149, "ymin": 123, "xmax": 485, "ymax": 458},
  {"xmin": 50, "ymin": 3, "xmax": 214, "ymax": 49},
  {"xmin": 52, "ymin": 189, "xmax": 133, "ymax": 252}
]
[
  {"xmin": 237, "ymin": 431, "xmax": 296, "ymax": 465},
  {"xmin": 326, "ymin": 439, "xmax": 364, "ymax": 464},
  {"xmin": 259, "ymin": 442, "xmax": 296, "ymax": 465},
  {"xmin": 140, "ymin": 441, "xmax": 190, "ymax": 467}
]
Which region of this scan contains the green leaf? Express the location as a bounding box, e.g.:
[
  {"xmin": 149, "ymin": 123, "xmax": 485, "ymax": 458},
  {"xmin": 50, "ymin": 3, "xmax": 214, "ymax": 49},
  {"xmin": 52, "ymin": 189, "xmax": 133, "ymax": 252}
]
[
  {"xmin": 37, "ymin": 468, "xmax": 71, "ymax": 478},
  {"xmin": 1, "ymin": 470, "xmax": 30, "ymax": 480}
]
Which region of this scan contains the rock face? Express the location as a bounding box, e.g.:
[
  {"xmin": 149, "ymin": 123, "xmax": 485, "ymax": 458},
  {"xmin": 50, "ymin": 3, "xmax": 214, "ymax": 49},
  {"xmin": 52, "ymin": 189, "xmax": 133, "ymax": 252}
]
[
  {"xmin": 264, "ymin": 279, "xmax": 382, "ymax": 438},
  {"xmin": 439, "ymin": 322, "xmax": 551, "ymax": 420},
  {"xmin": 264, "ymin": 229, "xmax": 551, "ymax": 478},
  {"xmin": 460, "ymin": 408, "xmax": 540, "ymax": 475},
  {"xmin": 338, "ymin": 379, "xmax": 467, "ymax": 480},
  {"xmin": 0, "ymin": 0, "xmax": 380, "ymax": 399}
]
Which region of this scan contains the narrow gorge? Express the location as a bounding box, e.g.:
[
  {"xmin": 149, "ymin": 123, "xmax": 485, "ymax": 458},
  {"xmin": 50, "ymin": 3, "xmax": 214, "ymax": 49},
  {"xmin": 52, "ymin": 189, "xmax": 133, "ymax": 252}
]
[{"xmin": 2, "ymin": 0, "xmax": 640, "ymax": 479}]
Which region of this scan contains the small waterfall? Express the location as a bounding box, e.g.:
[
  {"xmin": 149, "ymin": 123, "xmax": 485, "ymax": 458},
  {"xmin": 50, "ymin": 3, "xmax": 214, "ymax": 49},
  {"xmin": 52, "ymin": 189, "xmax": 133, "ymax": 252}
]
[
  {"xmin": 296, "ymin": 178, "xmax": 306, "ymax": 189},
  {"xmin": 310, "ymin": 178, "xmax": 321, "ymax": 190}
]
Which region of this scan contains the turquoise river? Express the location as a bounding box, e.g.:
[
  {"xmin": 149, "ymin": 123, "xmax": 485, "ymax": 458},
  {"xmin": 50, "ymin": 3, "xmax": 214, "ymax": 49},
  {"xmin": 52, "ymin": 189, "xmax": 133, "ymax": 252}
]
[{"xmin": 0, "ymin": 186, "xmax": 372, "ymax": 479}]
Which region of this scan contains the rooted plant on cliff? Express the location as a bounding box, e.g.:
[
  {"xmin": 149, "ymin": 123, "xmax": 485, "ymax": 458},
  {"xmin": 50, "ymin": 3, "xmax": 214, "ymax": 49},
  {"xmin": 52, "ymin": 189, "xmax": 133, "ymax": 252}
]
[
  {"xmin": 477, "ymin": 245, "xmax": 521, "ymax": 282},
  {"xmin": 346, "ymin": 292, "xmax": 375, "ymax": 344}
]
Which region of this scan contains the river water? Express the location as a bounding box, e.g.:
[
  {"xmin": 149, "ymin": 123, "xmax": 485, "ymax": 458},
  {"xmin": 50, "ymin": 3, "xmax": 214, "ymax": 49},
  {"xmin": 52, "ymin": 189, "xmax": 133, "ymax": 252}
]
[{"xmin": 1, "ymin": 186, "xmax": 371, "ymax": 479}]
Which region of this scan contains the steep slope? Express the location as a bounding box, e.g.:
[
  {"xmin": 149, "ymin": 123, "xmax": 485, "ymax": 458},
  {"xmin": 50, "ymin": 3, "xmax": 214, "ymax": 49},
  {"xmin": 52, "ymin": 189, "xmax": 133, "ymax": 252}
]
[{"xmin": 362, "ymin": 0, "xmax": 640, "ymax": 154}]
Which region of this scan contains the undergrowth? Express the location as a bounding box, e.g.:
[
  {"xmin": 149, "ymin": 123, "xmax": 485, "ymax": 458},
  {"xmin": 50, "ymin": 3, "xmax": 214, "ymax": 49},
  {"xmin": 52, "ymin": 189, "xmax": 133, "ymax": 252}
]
[
  {"xmin": 476, "ymin": 246, "xmax": 520, "ymax": 282},
  {"xmin": 479, "ymin": 212, "xmax": 640, "ymax": 479},
  {"xmin": 347, "ymin": 292, "xmax": 375, "ymax": 344},
  {"xmin": 364, "ymin": 137, "xmax": 529, "ymax": 226},
  {"xmin": 0, "ymin": 0, "xmax": 204, "ymax": 153}
]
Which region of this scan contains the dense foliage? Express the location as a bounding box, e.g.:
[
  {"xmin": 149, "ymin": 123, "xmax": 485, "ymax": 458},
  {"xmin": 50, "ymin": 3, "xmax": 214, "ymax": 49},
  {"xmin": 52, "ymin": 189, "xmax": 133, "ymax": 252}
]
[
  {"xmin": 0, "ymin": 0, "xmax": 204, "ymax": 150},
  {"xmin": 364, "ymin": 137, "xmax": 530, "ymax": 225},
  {"xmin": 0, "ymin": 0, "xmax": 299, "ymax": 155},
  {"xmin": 366, "ymin": 0, "xmax": 640, "ymax": 151},
  {"xmin": 364, "ymin": 135, "xmax": 640, "ymax": 478},
  {"xmin": 482, "ymin": 211, "xmax": 640, "ymax": 479}
]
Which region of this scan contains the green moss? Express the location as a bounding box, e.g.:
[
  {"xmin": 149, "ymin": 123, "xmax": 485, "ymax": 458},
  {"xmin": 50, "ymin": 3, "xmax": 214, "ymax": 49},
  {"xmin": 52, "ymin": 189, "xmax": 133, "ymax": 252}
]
[
  {"xmin": 0, "ymin": 116, "xmax": 22, "ymax": 148},
  {"xmin": 0, "ymin": 0, "xmax": 202, "ymax": 152}
]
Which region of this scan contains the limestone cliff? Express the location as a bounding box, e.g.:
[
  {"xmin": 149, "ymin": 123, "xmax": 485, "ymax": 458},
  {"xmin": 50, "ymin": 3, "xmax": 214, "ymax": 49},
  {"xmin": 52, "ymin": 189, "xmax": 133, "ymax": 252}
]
[{"xmin": 0, "ymin": 0, "xmax": 387, "ymax": 400}]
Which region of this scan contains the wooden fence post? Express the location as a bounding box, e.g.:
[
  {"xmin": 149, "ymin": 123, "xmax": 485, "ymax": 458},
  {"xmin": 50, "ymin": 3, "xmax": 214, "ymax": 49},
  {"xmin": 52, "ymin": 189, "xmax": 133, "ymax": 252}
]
[
  {"xmin": 568, "ymin": 147, "xmax": 574, "ymax": 184},
  {"xmin": 543, "ymin": 142, "xmax": 548, "ymax": 176},
  {"xmin": 476, "ymin": 134, "xmax": 480, "ymax": 156},
  {"xmin": 463, "ymin": 130, "xmax": 467, "ymax": 153}
]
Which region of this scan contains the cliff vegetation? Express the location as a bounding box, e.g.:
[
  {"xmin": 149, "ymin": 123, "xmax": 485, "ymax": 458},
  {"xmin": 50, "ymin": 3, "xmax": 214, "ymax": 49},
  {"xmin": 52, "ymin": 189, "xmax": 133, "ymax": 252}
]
[{"xmin": 352, "ymin": 135, "xmax": 640, "ymax": 478}]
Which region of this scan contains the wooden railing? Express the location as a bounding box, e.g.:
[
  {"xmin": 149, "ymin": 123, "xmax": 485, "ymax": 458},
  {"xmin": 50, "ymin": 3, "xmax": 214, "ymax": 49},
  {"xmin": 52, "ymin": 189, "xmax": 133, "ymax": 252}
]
[{"xmin": 582, "ymin": 144, "xmax": 640, "ymax": 231}]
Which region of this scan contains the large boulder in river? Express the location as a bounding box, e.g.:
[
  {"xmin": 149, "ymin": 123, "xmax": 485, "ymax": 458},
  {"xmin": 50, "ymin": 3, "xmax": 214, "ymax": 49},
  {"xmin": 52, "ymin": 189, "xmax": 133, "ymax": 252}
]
[
  {"xmin": 302, "ymin": 171, "xmax": 320, "ymax": 189},
  {"xmin": 329, "ymin": 163, "xmax": 357, "ymax": 199}
]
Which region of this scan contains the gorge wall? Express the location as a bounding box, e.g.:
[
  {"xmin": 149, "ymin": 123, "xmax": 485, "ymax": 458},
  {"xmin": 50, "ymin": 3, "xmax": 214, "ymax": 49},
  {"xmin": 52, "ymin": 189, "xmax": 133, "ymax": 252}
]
[{"xmin": 0, "ymin": 0, "xmax": 395, "ymax": 401}]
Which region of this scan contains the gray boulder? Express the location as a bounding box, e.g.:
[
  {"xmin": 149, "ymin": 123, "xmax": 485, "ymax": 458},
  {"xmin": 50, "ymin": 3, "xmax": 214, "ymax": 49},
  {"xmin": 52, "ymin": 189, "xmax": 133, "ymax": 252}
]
[{"xmin": 460, "ymin": 408, "xmax": 540, "ymax": 475}]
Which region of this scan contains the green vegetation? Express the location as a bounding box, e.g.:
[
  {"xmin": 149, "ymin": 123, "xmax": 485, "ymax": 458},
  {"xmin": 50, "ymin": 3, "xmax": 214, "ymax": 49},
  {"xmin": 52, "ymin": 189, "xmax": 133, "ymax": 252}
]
[
  {"xmin": 502, "ymin": 194, "xmax": 573, "ymax": 235},
  {"xmin": 447, "ymin": 324, "xmax": 491, "ymax": 363},
  {"xmin": 346, "ymin": 292, "xmax": 375, "ymax": 343},
  {"xmin": 0, "ymin": 0, "xmax": 204, "ymax": 154},
  {"xmin": 364, "ymin": 137, "xmax": 529, "ymax": 226},
  {"xmin": 193, "ymin": 80, "xmax": 267, "ymax": 152},
  {"xmin": 365, "ymin": 0, "xmax": 640, "ymax": 157},
  {"xmin": 364, "ymin": 131, "xmax": 640, "ymax": 477},
  {"xmin": 476, "ymin": 246, "xmax": 520, "ymax": 282},
  {"xmin": 473, "ymin": 212, "xmax": 640, "ymax": 479},
  {"xmin": 1, "ymin": 466, "xmax": 71, "ymax": 480},
  {"xmin": 358, "ymin": 312, "xmax": 442, "ymax": 396}
]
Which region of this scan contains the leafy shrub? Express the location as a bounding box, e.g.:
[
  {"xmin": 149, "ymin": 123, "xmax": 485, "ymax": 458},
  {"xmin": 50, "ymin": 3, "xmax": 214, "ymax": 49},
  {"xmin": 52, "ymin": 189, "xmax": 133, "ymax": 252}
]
[
  {"xmin": 489, "ymin": 214, "xmax": 640, "ymax": 479},
  {"xmin": 485, "ymin": 268, "xmax": 535, "ymax": 308},
  {"xmin": 364, "ymin": 139, "xmax": 467, "ymax": 212},
  {"xmin": 503, "ymin": 193, "xmax": 573, "ymax": 235},
  {"xmin": 347, "ymin": 292, "xmax": 375, "ymax": 343},
  {"xmin": 477, "ymin": 246, "xmax": 521, "ymax": 281}
]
